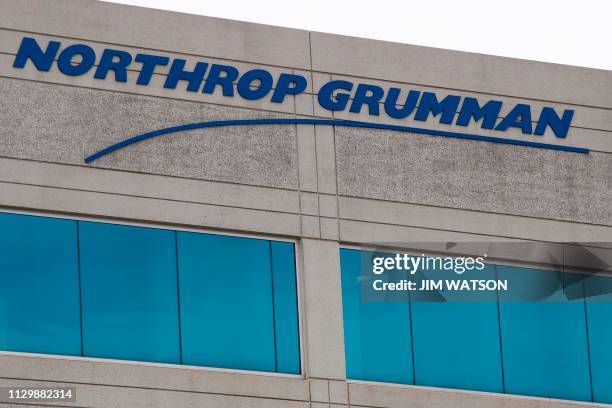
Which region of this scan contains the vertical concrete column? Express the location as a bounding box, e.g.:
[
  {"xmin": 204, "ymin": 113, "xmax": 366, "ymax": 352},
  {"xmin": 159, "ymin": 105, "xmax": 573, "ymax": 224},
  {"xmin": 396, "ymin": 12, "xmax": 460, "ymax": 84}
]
[
  {"xmin": 296, "ymin": 124, "xmax": 318, "ymax": 193},
  {"xmin": 300, "ymin": 238, "xmax": 346, "ymax": 380},
  {"xmin": 314, "ymin": 124, "xmax": 337, "ymax": 195},
  {"xmin": 297, "ymin": 124, "xmax": 322, "ymax": 238}
]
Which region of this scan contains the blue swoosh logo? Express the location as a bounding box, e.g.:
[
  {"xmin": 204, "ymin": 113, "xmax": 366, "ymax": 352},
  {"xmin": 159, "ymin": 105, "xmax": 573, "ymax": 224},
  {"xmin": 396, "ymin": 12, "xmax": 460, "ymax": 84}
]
[{"xmin": 84, "ymin": 118, "xmax": 588, "ymax": 163}]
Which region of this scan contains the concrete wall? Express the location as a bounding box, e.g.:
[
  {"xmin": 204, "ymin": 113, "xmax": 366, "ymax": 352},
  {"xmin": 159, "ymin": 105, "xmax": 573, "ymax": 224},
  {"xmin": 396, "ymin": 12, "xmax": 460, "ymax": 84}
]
[{"xmin": 0, "ymin": 0, "xmax": 610, "ymax": 407}]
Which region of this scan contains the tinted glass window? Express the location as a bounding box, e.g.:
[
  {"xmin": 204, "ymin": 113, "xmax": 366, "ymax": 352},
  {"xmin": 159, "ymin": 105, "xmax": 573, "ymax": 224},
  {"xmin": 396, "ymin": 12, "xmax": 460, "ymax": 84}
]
[
  {"xmin": 177, "ymin": 232, "xmax": 277, "ymax": 372},
  {"xmin": 340, "ymin": 248, "xmax": 607, "ymax": 403},
  {"xmin": 0, "ymin": 212, "xmax": 299, "ymax": 375},
  {"xmin": 79, "ymin": 222, "xmax": 181, "ymax": 364},
  {"xmin": 584, "ymin": 275, "xmax": 612, "ymax": 404},
  {"xmin": 0, "ymin": 213, "xmax": 81, "ymax": 356},
  {"xmin": 411, "ymin": 264, "xmax": 503, "ymax": 392},
  {"xmin": 270, "ymin": 241, "xmax": 301, "ymax": 374},
  {"xmin": 498, "ymin": 266, "xmax": 592, "ymax": 401},
  {"xmin": 341, "ymin": 248, "xmax": 414, "ymax": 384}
]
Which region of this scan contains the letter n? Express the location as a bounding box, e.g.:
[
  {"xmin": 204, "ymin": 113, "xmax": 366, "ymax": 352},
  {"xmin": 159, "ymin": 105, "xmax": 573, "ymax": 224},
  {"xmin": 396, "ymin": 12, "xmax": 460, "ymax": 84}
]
[
  {"xmin": 13, "ymin": 37, "xmax": 61, "ymax": 72},
  {"xmin": 534, "ymin": 107, "xmax": 574, "ymax": 138}
]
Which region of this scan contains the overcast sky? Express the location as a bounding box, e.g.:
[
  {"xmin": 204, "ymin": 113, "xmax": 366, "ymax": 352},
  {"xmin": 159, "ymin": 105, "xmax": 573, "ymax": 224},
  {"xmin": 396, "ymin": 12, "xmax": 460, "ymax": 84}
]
[{"xmin": 106, "ymin": 0, "xmax": 611, "ymax": 71}]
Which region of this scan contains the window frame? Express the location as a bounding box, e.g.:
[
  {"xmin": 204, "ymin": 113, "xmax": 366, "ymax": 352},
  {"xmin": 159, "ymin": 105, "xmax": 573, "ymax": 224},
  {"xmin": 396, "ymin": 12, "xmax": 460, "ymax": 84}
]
[
  {"xmin": 0, "ymin": 208, "xmax": 305, "ymax": 379},
  {"xmin": 338, "ymin": 243, "xmax": 608, "ymax": 400}
]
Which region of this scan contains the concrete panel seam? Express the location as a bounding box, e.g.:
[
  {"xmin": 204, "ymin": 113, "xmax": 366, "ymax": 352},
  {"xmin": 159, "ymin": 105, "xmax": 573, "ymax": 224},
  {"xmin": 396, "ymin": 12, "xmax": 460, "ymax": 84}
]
[
  {"xmin": 336, "ymin": 193, "xmax": 612, "ymax": 229},
  {"xmin": 0, "ymin": 180, "xmax": 302, "ymax": 219}
]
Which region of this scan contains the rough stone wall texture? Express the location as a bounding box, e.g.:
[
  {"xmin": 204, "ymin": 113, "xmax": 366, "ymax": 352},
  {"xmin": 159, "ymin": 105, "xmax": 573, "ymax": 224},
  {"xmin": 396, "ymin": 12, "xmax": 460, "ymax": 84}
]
[{"xmin": 0, "ymin": 78, "xmax": 298, "ymax": 190}]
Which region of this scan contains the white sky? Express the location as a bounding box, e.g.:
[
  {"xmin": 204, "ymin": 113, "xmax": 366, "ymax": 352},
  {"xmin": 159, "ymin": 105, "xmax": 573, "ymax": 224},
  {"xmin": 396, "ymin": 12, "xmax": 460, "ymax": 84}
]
[{"xmin": 105, "ymin": 0, "xmax": 611, "ymax": 71}]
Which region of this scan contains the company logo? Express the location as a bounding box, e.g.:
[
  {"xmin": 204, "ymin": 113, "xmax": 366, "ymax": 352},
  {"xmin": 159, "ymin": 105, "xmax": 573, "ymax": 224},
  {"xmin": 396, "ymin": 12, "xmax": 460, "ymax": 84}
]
[{"xmin": 11, "ymin": 37, "xmax": 587, "ymax": 161}]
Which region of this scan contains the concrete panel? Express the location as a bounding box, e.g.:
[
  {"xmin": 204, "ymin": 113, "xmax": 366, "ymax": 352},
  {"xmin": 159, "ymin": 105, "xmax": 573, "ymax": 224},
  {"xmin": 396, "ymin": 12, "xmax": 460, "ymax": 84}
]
[
  {"xmin": 311, "ymin": 32, "xmax": 612, "ymax": 109},
  {"xmin": 301, "ymin": 215, "xmax": 320, "ymax": 238},
  {"xmin": 339, "ymin": 219, "xmax": 514, "ymax": 244},
  {"xmin": 300, "ymin": 239, "xmax": 345, "ymax": 379},
  {"xmin": 348, "ymin": 382, "xmax": 603, "ymax": 408},
  {"xmin": 309, "ymin": 379, "xmax": 329, "ymax": 403},
  {"xmin": 0, "ymin": 0, "xmax": 311, "ymax": 69},
  {"xmin": 0, "ymin": 354, "xmax": 309, "ymax": 401},
  {"xmin": 300, "ymin": 192, "xmax": 319, "ymax": 216},
  {"xmin": 0, "ymin": 78, "xmax": 299, "ymax": 190},
  {"xmin": 329, "ymin": 381, "xmax": 348, "ymax": 405},
  {"xmin": 334, "ymin": 127, "xmax": 611, "ymax": 226},
  {"xmin": 315, "ymin": 125, "xmax": 337, "ymax": 194},
  {"xmin": 320, "ymin": 218, "xmax": 340, "ymax": 241},
  {"xmin": 0, "ymin": 378, "xmax": 308, "ymax": 408},
  {"xmin": 0, "ymin": 158, "xmax": 300, "ymax": 214},
  {"xmin": 318, "ymin": 194, "xmax": 338, "ymax": 218},
  {"xmin": 297, "ymin": 125, "xmax": 318, "ymax": 192},
  {"xmin": 330, "ymin": 102, "xmax": 612, "ymax": 155},
  {"xmin": 0, "ymin": 182, "xmax": 301, "ymax": 237},
  {"xmin": 338, "ymin": 196, "xmax": 612, "ymax": 243}
]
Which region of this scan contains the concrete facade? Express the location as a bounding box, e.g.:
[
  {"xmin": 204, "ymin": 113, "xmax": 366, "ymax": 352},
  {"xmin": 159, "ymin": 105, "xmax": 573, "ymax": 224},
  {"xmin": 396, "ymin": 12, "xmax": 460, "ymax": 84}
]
[{"xmin": 0, "ymin": 0, "xmax": 610, "ymax": 407}]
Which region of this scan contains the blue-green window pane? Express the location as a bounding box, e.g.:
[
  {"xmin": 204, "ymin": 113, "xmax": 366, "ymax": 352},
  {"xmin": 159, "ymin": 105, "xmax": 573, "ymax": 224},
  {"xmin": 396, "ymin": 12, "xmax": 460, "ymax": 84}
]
[
  {"xmin": 271, "ymin": 241, "xmax": 300, "ymax": 374},
  {"xmin": 177, "ymin": 232, "xmax": 276, "ymax": 372},
  {"xmin": 497, "ymin": 266, "xmax": 592, "ymax": 401},
  {"xmin": 585, "ymin": 275, "xmax": 612, "ymax": 404},
  {"xmin": 0, "ymin": 212, "xmax": 81, "ymax": 356},
  {"xmin": 410, "ymin": 264, "xmax": 503, "ymax": 392},
  {"xmin": 340, "ymin": 248, "xmax": 414, "ymax": 384},
  {"xmin": 78, "ymin": 222, "xmax": 180, "ymax": 364}
]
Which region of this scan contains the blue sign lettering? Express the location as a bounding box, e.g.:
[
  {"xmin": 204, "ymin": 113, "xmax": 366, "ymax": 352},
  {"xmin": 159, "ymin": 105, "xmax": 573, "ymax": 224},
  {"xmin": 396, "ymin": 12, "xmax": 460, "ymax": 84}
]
[{"xmin": 12, "ymin": 36, "xmax": 583, "ymax": 159}]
